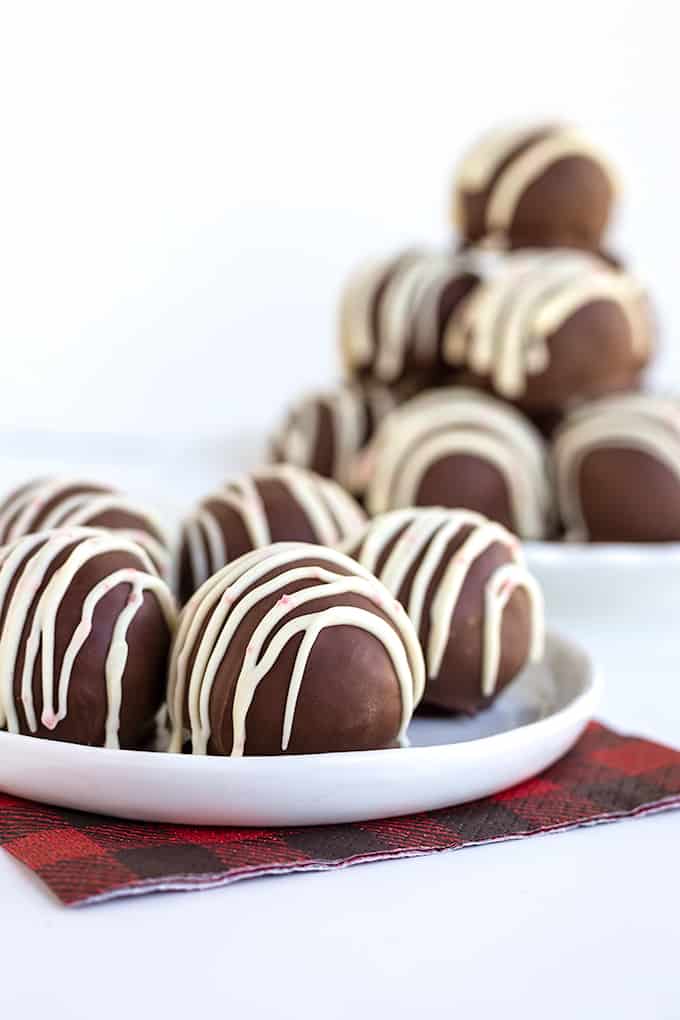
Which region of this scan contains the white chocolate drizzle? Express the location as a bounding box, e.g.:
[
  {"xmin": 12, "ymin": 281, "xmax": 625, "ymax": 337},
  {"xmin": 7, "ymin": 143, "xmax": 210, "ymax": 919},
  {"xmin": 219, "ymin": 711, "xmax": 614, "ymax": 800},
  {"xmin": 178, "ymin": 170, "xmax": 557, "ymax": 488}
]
[
  {"xmin": 347, "ymin": 508, "xmax": 544, "ymax": 698},
  {"xmin": 366, "ymin": 388, "xmax": 552, "ymax": 539},
  {"xmin": 168, "ymin": 542, "xmax": 425, "ymax": 756},
  {"xmin": 339, "ymin": 256, "xmax": 398, "ymax": 371},
  {"xmin": 443, "ymin": 250, "xmax": 652, "ymax": 399},
  {"xmin": 553, "ymin": 393, "xmax": 680, "ymax": 540},
  {"xmin": 0, "ymin": 478, "xmax": 170, "ymax": 578},
  {"xmin": 181, "ymin": 465, "xmax": 366, "ymax": 597},
  {"xmin": 0, "ymin": 528, "xmax": 176, "ymax": 747},
  {"xmin": 456, "ymin": 125, "xmax": 550, "ymax": 192},
  {"xmin": 375, "ymin": 252, "xmax": 454, "ymax": 382}
]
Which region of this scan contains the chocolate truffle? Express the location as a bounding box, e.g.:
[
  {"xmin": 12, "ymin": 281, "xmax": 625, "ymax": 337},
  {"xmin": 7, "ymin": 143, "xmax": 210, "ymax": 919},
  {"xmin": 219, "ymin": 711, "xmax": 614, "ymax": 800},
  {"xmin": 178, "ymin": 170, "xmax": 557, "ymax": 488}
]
[
  {"xmin": 345, "ymin": 508, "xmax": 544, "ymax": 713},
  {"xmin": 167, "ymin": 542, "xmax": 425, "ymax": 755},
  {"xmin": 178, "ymin": 465, "xmax": 367, "ymax": 604},
  {"xmin": 443, "ymin": 249, "xmax": 654, "ymax": 414},
  {"xmin": 270, "ymin": 382, "xmax": 395, "ymax": 493},
  {"xmin": 0, "ymin": 477, "xmax": 170, "ymax": 578},
  {"xmin": 366, "ymin": 388, "xmax": 552, "ymax": 539},
  {"xmin": 453, "ymin": 123, "xmax": 618, "ymax": 250},
  {"xmin": 339, "ymin": 248, "xmax": 479, "ymax": 387},
  {"xmin": 553, "ymin": 393, "xmax": 680, "ymax": 542},
  {"xmin": 0, "ymin": 528, "xmax": 176, "ymax": 748}
]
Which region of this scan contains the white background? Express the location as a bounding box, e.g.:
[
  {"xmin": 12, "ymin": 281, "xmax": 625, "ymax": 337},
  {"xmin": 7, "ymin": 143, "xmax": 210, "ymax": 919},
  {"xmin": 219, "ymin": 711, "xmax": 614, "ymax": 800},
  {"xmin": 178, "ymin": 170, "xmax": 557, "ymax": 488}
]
[{"xmin": 1, "ymin": 0, "xmax": 679, "ymax": 451}]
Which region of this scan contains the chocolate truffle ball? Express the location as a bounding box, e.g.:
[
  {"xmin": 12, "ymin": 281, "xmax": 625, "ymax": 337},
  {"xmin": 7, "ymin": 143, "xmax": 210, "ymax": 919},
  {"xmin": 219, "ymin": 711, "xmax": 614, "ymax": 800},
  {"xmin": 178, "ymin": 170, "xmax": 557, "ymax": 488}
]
[
  {"xmin": 345, "ymin": 508, "xmax": 544, "ymax": 713},
  {"xmin": 178, "ymin": 465, "xmax": 367, "ymax": 604},
  {"xmin": 0, "ymin": 477, "xmax": 170, "ymax": 578},
  {"xmin": 443, "ymin": 249, "xmax": 654, "ymax": 415},
  {"xmin": 366, "ymin": 388, "xmax": 552, "ymax": 539},
  {"xmin": 453, "ymin": 123, "xmax": 618, "ymax": 251},
  {"xmin": 167, "ymin": 542, "xmax": 425, "ymax": 755},
  {"xmin": 553, "ymin": 393, "xmax": 680, "ymax": 542},
  {"xmin": 0, "ymin": 528, "xmax": 176, "ymax": 748},
  {"xmin": 270, "ymin": 382, "xmax": 395, "ymax": 494},
  {"xmin": 339, "ymin": 248, "xmax": 479, "ymax": 387}
]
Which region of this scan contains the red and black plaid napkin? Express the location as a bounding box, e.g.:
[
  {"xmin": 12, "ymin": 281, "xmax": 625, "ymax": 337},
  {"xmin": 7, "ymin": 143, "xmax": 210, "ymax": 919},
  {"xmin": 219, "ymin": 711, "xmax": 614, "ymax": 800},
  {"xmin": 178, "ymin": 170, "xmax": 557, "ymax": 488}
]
[{"xmin": 1, "ymin": 721, "xmax": 679, "ymax": 907}]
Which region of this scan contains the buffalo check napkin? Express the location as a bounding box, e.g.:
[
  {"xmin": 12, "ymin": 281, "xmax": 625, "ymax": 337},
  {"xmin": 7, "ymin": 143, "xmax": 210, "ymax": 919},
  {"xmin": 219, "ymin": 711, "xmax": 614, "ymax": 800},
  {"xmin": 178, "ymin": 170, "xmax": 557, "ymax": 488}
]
[{"xmin": 1, "ymin": 721, "xmax": 679, "ymax": 907}]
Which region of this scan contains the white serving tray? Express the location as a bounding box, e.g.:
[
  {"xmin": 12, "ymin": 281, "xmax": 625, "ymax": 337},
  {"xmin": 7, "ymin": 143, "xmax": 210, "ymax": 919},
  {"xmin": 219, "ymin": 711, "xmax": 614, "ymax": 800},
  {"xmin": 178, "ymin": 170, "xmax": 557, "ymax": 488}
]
[
  {"xmin": 525, "ymin": 541, "xmax": 680, "ymax": 626},
  {"xmin": 0, "ymin": 632, "xmax": 600, "ymax": 827}
]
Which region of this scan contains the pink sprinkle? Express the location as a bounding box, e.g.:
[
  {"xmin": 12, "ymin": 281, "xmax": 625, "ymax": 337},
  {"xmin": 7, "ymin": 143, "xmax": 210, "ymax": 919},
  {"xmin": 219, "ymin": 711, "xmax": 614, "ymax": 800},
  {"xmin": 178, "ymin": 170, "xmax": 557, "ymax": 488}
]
[
  {"xmin": 127, "ymin": 592, "xmax": 141, "ymax": 607},
  {"xmin": 277, "ymin": 594, "xmax": 293, "ymax": 607},
  {"xmin": 41, "ymin": 710, "xmax": 58, "ymax": 731},
  {"xmin": 246, "ymin": 644, "xmax": 254, "ymax": 656},
  {"xmin": 222, "ymin": 589, "xmax": 234, "ymax": 605},
  {"xmin": 353, "ymin": 450, "xmax": 376, "ymax": 486}
]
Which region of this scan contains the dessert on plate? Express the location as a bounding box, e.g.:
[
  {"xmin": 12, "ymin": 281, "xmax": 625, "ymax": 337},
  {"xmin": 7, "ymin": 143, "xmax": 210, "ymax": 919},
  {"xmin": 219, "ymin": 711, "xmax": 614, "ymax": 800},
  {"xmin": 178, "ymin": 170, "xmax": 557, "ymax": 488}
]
[
  {"xmin": 345, "ymin": 507, "xmax": 544, "ymax": 713},
  {"xmin": 0, "ymin": 476, "xmax": 170, "ymax": 577},
  {"xmin": 0, "ymin": 528, "xmax": 176, "ymax": 749},
  {"xmin": 168, "ymin": 543, "xmax": 425, "ymax": 755},
  {"xmin": 177, "ymin": 465, "xmax": 366, "ymax": 604}
]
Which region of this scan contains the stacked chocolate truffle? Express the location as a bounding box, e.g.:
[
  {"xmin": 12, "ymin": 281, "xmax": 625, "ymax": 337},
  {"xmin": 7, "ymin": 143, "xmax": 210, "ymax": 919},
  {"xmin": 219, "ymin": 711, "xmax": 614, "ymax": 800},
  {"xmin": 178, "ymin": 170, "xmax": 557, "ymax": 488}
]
[
  {"xmin": 453, "ymin": 123, "xmax": 618, "ymax": 252},
  {"xmin": 552, "ymin": 394, "xmax": 680, "ymax": 542},
  {"xmin": 273, "ymin": 120, "xmax": 671, "ymax": 546},
  {"xmin": 169, "ymin": 543, "xmax": 426, "ymax": 755}
]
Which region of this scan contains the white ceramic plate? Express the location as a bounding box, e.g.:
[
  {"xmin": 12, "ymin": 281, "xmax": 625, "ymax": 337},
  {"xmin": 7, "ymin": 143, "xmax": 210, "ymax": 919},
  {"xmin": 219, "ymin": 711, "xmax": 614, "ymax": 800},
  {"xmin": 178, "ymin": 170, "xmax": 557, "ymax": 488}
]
[
  {"xmin": 0, "ymin": 632, "xmax": 600, "ymax": 827},
  {"xmin": 525, "ymin": 541, "xmax": 680, "ymax": 626}
]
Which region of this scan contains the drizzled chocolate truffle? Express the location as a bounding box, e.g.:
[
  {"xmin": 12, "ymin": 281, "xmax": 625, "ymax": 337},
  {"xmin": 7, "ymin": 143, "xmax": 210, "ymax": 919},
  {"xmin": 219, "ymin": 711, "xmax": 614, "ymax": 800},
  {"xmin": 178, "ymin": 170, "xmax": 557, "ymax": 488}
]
[
  {"xmin": 345, "ymin": 508, "xmax": 544, "ymax": 713},
  {"xmin": 553, "ymin": 394, "xmax": 680, "ymax": 542},
  {"xmin": 178, "ymin": 465, "xmax": 366, "ymax": 604},
  {"xmin": 270, "ymin": 382, "xmax": 395, "ymax": 493},
  {"xmin": 0, "ymin": 528, "xmax": 176, "ymax": 748},
  {"xmin": 366, "ymin": 388, "xmax": 552, "ymax": 539},
  {"xmin": 168, "ymin": 543, "xmax": 425, "ymax": 755},
  {"xmin": 0, "ymin": 477, "xmax": 170, "ymax": 578},
  {"xmin": 444, "ymin": 249, "xmax": 654, "ymax": 415},
  {"xmin": 453, "ymin": 123, "xmax": 618, "ymax": 251},
  {"xmin": 339, "ymin": 249, "xmax": 479, "ymax": 387}
]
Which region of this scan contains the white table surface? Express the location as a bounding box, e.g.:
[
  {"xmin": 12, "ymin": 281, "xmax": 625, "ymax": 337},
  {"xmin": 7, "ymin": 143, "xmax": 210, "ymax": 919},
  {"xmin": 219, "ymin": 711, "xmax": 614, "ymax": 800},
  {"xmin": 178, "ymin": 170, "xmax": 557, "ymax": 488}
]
[{"xmin": 1, "ymin": 436, "xmax": 679, "ymax": 1020}]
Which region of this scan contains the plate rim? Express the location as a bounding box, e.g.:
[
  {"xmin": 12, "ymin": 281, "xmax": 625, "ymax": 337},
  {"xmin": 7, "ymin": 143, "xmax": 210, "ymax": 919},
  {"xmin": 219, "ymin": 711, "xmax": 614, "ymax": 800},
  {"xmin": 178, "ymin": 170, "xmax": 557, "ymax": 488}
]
[{"xmin": 524, "ymin": 539, "xmax": 680, "ymax": 566}]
